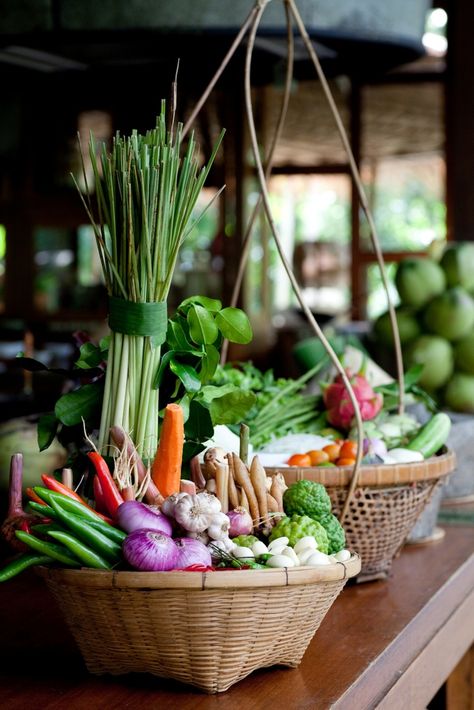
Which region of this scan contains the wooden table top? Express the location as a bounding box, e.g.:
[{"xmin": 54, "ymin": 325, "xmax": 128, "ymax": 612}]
[{"xmin": 1, "ymin": 524, "xmax": 474, "ymax": 710}]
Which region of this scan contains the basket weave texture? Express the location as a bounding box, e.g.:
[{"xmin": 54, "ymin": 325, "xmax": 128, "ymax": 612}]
[
  {"xmin": 38, "ymin": 557, "xmax": 360, "ymax": 693},
  {"xmin": 269, "ymin": 449, "xmax": 456, "ymax": 582}
]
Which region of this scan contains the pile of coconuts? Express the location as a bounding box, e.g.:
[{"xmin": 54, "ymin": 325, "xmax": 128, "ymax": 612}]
[{"xmin": 372, "ymin": 242, "xmax": 474, "ymax": 412}]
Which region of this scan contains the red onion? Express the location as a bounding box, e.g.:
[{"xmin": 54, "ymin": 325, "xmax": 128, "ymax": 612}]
[
  {"xmin": 116, "ymin": 500, "xmax": 173, "ymax": 536},
  {"xmin": 174, "ymin": 537, "xmax": 212, "ymax": 569},
  {"xmin": 123, "ymin": 530, "xmax": 178, "ymax": 571},
  {"xmin": 227, "ymin": 507, "xmax": 253, "ymax": 538}
]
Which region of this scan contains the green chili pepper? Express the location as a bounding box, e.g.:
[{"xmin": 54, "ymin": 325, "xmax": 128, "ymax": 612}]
[
  {"xmin": 47, "ymin": 530, "xmax": 111, "ymax": 569},
  {"xmin": 0, "ymin": 553, "xmax": 53, "ymax": 582},
  {"xmin": 28, "ymin": 501, "xmax": 58, "ymax": 518},
  {"xmin": 15, "ymin": 530, "xmax": 81, "ymax": 567},
  {"xmin": 30, "ymin": 523, "xmax": 66, "ymax": 536},
  {"xmin": 256, "ymin": 553, "xmax": 273, "ymax": 563},
  {"xmin": 85, "ymin": 518, "xmax": 127, "ymax": 545},
  {"xmin": 49, "ymin": 499, "xmax": 122, "ymax": 563},
  {"xmin": 33, "ymin": 488, "xmax": 112, "ymax": 525}
]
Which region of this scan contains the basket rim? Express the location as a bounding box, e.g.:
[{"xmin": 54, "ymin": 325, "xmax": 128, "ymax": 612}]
[
  {"xmin": 265, "ymin": 447, "xmax": 456, "ymax": 487},
  {"xmin": 36, "ymin": 554, "xmax": 361, "ymax": 590}
]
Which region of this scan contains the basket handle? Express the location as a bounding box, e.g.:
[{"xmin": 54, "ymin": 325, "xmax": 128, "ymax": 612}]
[{"xmin": 243, "ymin": 1, "xmax": 365, "ymax": 523}]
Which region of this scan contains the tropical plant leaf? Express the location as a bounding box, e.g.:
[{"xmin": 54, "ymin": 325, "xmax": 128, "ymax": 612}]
[
  {"xmin": 185, "ymin": 400, "xmax": 214, "ymax": 441},
  {"xmin": 54, "ymin": 382, "xmax": 104, "ymax": 427},
  {"xmin": 37, "ymin": 413, "xmax": 59, "ymax": 452},
  {"xmin": 199, "ymin": 344, "xmax": 220, "ymax": 383},
  {"xmin": 187, "ymin": 304, "xmax": 219, "ymax": 345},
  {"xmin": 169, "ymin": 359, "xmax": 202, "ymax": 393},
  {"xmin": 215, "ymin": 307, "xmax": 252, "ymax": 344},
  {"xmin": 179, "ymin": 295, "xmax": 222, "ymax": 313}
]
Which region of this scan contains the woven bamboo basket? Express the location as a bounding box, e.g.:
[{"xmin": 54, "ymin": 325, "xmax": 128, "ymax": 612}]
[
  {"xmin": 266, "ymin": 449, "xmax": 455, "ymax": 582},
  {"xmin": 37, "ymin": 556, "xmax": 360, "ymax": 693}
]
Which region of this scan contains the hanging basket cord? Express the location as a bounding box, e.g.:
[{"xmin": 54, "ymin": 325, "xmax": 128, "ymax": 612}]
[
  {"xmin": 179, "ymin": 0, "xmax": 407, "ymax": 523},
  {"xmin": 220, "ymin": 0, "xmax": 295, "ymax": 365}
]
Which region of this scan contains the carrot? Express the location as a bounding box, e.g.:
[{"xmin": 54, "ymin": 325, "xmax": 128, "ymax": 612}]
[{"xmin": 151, "ymin": 403, "xmax": 184, "ymax": 498}]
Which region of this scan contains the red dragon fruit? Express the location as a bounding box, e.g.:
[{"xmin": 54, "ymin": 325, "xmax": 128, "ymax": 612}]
[{"xmin": 323, "ymin": 371, "xmax": 383, "ymax": 431}]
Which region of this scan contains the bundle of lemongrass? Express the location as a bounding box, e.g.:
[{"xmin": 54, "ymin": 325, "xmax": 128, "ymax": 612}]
[{"xmin": 76, "ymin": 101, "xmax": 224, "ymax": 460}]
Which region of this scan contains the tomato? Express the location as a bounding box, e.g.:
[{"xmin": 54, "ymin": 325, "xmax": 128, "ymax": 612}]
[
  {"xmin": 307, "ymin": 449, "xmax": 330, "ymax": 466},
  {"xmin": 339, "ymin": 440, "xmax": 358, "ymax": 460},
  {"xmin": 336, "ymin": 457, "xmax": 356, "ymax": 467},
  {"xmin": 287, "ymin": 453, "xmax": 312, "ymax": 467},
  {"xmin": 322, "ymin": 443, "xmax": 342, "ymax": 462}
]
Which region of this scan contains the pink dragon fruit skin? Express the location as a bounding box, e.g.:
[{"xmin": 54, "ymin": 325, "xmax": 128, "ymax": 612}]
[{"xmin": 323, "ymin": 372, "xmax": 383, "ymax": 430}]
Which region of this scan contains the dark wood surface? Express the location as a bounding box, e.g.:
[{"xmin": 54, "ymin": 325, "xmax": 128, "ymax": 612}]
[{"xmin": 1, "ymin": 524, "xmax": 474, "ymax": 710}]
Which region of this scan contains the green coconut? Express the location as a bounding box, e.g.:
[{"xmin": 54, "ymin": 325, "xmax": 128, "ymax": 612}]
[
  {"xmin": 423, "ymin": 287, "xmax": 474, "ymax": 342},
  {"xmin": 395, "ymin": 257, "xmax": 446, "ymax": 309},
  {"xmin": 405, "ymin": 335, "xmax": 454, "ymax": 390}
]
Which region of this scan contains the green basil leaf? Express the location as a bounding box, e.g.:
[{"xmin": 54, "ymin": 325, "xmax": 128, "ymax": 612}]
[
  {"xmin": 215, "ymin": 307, "xmax": 252, "ymax": 344},
  {"xmin": 169, "ymin": 359, "xmax": 202, "ymax": 393},
  {"xmin": 54, "ymin": 382, "xmax": 103, "ymax": 427},
  {"xmin": 199, "ymin": 344, "xmax": 220, "ymax": 383},
  {"xmin": 208, "ymin": 389, "xmax": 256, "ymax": 426},
  {"xmin": 187, "ymin": 304, "xmax": 219, "ymax": 345},
  {"xmin": 179, "ymin": 295, "xmax": 222, "ymax": 313},
  {"xmin": 185, "ymin": 400, "xmax": 214, "ymax": 441},
  {"xmin": 37, "ymin": 413, "xmax": 59, "ymax": 452}
]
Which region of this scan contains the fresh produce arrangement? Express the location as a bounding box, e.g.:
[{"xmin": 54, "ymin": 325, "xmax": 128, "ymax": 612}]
[
  {"xmin": 0, "ymin": 407, "xmax": 352, "ymax": 580},
  {"xmin": 373, "ymin": 243, "xmax": 474, "ymax": 412}
]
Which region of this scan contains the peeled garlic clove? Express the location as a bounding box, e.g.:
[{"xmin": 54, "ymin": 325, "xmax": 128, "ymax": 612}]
[
  {"xmin": 294, "ymin": 536, "xmax": 317, "ymax": 554},
  {"xmin": 268, "ymin": 537, "xmax": 289, "ymax": 551},
  {"xmin": 298, "ymin": 548, "xmax": 317, "ymax": 565},
  {"xmin": 267, "ymin": 545, "xmax": 286, "ymax": 557},
  {"xmin": 251, "ymin": 541, "xmax": 268, "ymax": 556},
  {"xmin": 266, "ymin": 554, "xmax": 295, "ymax": 568},
  {"xmin": 233, "ymin": 546, "xmax": 254, "ymax": 559},
  {"xmin": 334, "ymin": 549, "xmax": 351, "ymax": 562},
  {"xmin": 282, "ymin": 546, "xmax": 300, "ymax": 566},
  {"xmin": 306, "ymin": 551, "xmax": 332, "ymax": 566}
]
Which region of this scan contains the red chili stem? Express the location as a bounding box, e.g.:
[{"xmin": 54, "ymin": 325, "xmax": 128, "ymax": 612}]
[{"xmin": 87, "ymin": 452, "xmax": 124, "ymax": 517}]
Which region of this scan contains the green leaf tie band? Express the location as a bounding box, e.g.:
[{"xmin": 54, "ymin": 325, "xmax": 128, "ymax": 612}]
[{"xmin": 108, "ymin": 297, "xmax": 167, "ymax": 344}]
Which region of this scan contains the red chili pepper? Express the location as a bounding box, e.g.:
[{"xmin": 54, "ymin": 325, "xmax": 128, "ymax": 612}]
[
  {"xmin": 40, "ymin": 474, "xmax": 113, "ymax": 524},
  {"xmin": 182, "ymin": 564, "xmax": 215, "ymax": 572},
  {"xmin": 92, "ymin": 475, "xmax": 108, "ymax": 514},
  {"xmin": 87, "ymin": 452, "xmax": 124, "ymax": 517},
  {"xmin": 41, "ymin": 474, "xmax": 84, "ymax": 503},
  {"xmin": 25, "ymin": 487, "xmax": 48, "ymax": 506}
]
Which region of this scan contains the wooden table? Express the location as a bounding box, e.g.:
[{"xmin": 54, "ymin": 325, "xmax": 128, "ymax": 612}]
[{"xmin": 1, "ymin": 524, "xmax": 474, "ymax": 709}]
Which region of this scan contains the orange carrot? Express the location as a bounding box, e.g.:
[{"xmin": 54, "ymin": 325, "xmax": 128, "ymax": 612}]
[{"xmin": 151, "ymin": 403, "xmax": 184, "ymax": 498}]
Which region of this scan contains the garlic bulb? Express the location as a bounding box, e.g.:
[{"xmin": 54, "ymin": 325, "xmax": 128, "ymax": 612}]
[
  {"xmin": 174, "ymin": 494, "xmax": 214, "ymax": 532},
  {"xmin": 207, "ymin": 512, "xmax": 231, "ymax": 541}
]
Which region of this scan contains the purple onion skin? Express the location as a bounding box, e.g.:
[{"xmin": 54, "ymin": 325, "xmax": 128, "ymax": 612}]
[
  {"xmin": 123, "ymin": 530, "xmax": 179, "ymax": 571},
  {"xmin": 117, "ymin": 500, "xmax": 173, "ymax": 536},
  {"xmin": 227, "ymin": 508, "xmax": 253, "ymax": 538},
  {"xmin": 174, "ymin": 537, "xmax": 212, "ymax": 569}
]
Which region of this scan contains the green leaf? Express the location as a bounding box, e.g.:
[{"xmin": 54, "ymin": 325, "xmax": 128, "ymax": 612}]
[
  {"xmin": 37, "ymin": 413, "xmax": 59, "ymax": 452},
  {"xmin": 167, "ymin": 319, "xmax": 194, "ymax": 351},
  {"xmin": 169, "ymin": 359, "xmax": 202, "ymax": 393},
  {"xmin": 54, "ymin": 382, "xmax": 103, "ymax": 427},
  {"xmin": 208, "ymin": 389, "xmax": 256, "ymax": 426},
  {"xmin": 198, "ymin": 383, "xmax": 237, "ymax": 403},
  {"xmin": 187, "ymin": 304, "xmax": 219, "ymax": 345},
  {"xmin": 75, "ymin": 342, "xmax": 104, "ymax": 369},
  {"xmin": 215, "ymin": 307, "xmax": 252, "ymax": 344},
  {"xmin": 179, "ymin": 295, "xmax": 222, "ymax": 313},
  {"xmin": 99, "ymin": 336, "xmax": 110, "ymax": 352},
  {"xmin": 182, "ymin": 440, "xmax": 205, "ymax": 464},
  {"xmin": 185, "ymin": 400, "xmax": 214, "ymax": 441},
  {"xmin": 153, "ymin": 350, "xmax": 175, "ymax": 389},
  {"xmin": 199, "ymin": 344, "xmax": 220, "ymax": 383}
]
